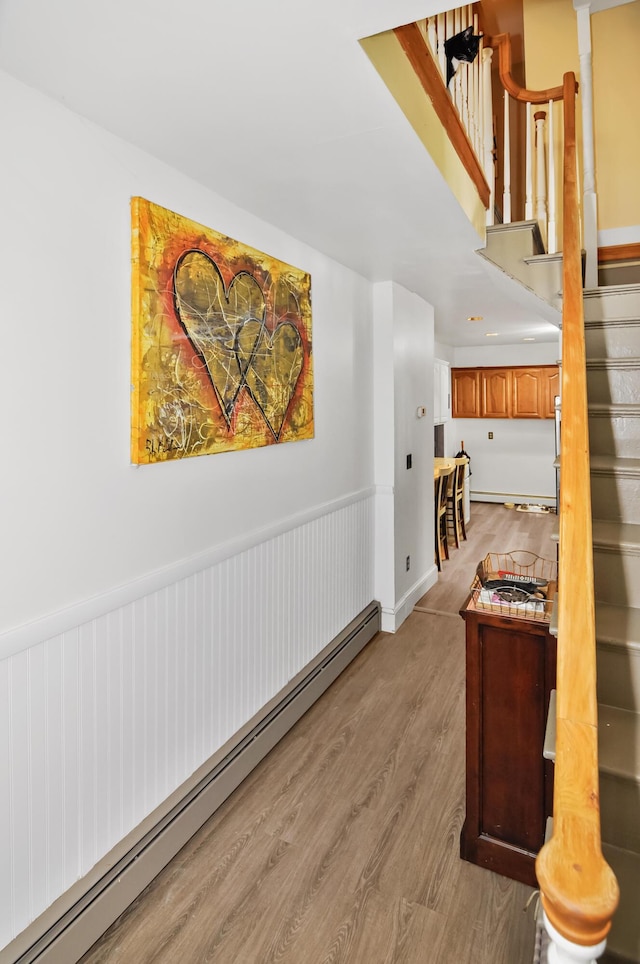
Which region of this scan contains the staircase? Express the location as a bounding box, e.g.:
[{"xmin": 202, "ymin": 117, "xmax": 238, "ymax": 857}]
[
  {"xmin": 585, "ymin": 283, "xmax": 640, "ymax": 963},
  {"xmin": 479, "ymin": 225, "xmax": 640, "ymax": 962}
]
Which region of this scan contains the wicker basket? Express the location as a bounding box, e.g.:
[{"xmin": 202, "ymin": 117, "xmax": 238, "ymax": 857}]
[{"xmin": 468, "ymin": 550, "xmax": 557, "ymax": 623}]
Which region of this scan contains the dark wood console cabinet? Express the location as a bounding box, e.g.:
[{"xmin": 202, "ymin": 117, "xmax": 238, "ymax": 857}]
[{"xmin": 459, "ymin": 600, "xmax": 556, "ymax": 887}]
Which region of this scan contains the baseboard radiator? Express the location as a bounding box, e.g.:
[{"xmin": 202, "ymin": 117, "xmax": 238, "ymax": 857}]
[{"xmin": 8, "ymin": 602, "xmax": 380, "ymax": 964}]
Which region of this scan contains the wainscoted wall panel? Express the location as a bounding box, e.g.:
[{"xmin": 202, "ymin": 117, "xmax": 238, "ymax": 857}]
[{"xmin": 0, "ymin": 493, "xmax": 375, "ymax": 949}]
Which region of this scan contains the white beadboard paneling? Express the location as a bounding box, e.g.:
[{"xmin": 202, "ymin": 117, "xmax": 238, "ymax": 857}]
[{"xmin": 0, "ymin": 493, "xmax": 374, "ymax": 948}]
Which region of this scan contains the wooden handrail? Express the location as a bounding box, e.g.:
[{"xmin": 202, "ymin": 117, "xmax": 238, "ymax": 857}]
[
  {"xmin": 486, "ymin": 33, "xmax": 573, "ymax": 103},
  {"xmin": 534, "ymin": 72, "xmax": 619, "ymax": 947},
  {"xmin": 394, "ymin": 22, "xmax": 491, "ymax": 210}
]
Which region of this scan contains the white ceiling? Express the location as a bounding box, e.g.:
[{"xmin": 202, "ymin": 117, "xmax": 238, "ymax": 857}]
[{"xmin": 0, "ymin": 0, "xmax": 561, "ymax": 347}]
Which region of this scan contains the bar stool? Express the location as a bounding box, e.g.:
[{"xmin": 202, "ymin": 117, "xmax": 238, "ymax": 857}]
[
  {"xmin": 435, "ymin": 464, "xmax": 454, "ymax": 570},
  {"xmin": 446, "ymin": 457, "xmax": 468, "ymax": 548}
]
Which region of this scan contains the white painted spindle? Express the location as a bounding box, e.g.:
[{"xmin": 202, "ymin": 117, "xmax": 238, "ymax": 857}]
[
  {"xmin": 454, "ymin": 7, "xmax": 462, "ymax": 110},
  {"xmin": 503, "ymin": 89, "xmax": 511, "ymax": 223},
  {"xmin": 427, "ymin": 17, "xmax": 438, "ymax": 64},
  {"xmin": 534, "ymin": 109, "xmax": 548, "ymax": 246},
  {"xmin": 482, "ymin": 46, "xmax": 494, "ymax": 225},
  {"xmin": 525, "ymin": 102, "xmax": 534, "ymax": 219},
  {"xmin": 547, "ymin": 99, "xmax": 557, "ymax": 253},
  {"xmin": 472, "ymin": 13, "xmax": 480, "ymax": 155},
  {"xmin": 437, "ymin": 12, "xmax": 446, "ymax": 81}
]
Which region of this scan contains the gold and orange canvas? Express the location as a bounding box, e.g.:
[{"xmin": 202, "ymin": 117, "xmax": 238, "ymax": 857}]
[{"xmin": 131, "ymin": 197, "xmax": 313, "ymax": 464}]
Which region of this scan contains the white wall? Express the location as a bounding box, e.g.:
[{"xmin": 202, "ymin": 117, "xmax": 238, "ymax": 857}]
[
  {"xmin": 0, "ymin": 69, "xmax": 375, "ymax": 637},
  {"xmin": 392, "ymin": 285, "xmax": 436, "ymax": 615},
  {"xmin": 445, "ymin": 341, "xmax": 560, "ymax": 504},
  {"xmin": 0, "ymin": 69, "xmax": 383, "ymax": 951},
  {"xmin": 374, "ymin": 283, "xmax": 436, "ymax": 631}
]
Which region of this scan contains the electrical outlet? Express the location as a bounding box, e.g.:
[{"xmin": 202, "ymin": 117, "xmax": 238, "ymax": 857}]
[
  {"xmin": 406, "ymin": 555, "xmax": 410, "ymax": 571},
  {"xmin": 488, "ymin": 431, "xmax": 494, "ymax": 439},
  {"xmin": 406, "ymin": 453, "xmax": 412, "ymax": 469}
]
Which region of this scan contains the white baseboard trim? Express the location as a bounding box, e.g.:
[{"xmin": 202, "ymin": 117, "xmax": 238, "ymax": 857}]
[
  {"xmin": 380, "ymin": 566, "xmax": 437, "ymax": 633},
  {"xmin": 1, "ymin": 602, "xmax": 380, "ymax": 964},
  {"xmin": 471, "ymin": 491, "xmax": 556, "ymax": 508}
]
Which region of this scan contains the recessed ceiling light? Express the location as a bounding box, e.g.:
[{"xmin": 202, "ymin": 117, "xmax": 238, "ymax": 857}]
[
  {"xmin": 523, "ymin": 337, "xmax": 535, "ymax": 342},
  {"xmin": 485, "ymin": 332, "xmax": 498, "ymax": 337},
  {"xmin": 467, "ymin": 315, "xmax": 483, "ymax": 321}
]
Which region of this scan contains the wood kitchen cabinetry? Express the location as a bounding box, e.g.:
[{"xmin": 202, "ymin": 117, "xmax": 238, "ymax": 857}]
[
  {"xmin": 451, "ymin": 368, "xmax": 480, "ymax": 418},
  {"xmin": 481, "ymin": 368, "xmax": 510, "ymax": 418},
  {"xmin": 459, "ymin": 600, "xmax": 556, "ymax": 887},
  {"xmin": 451, "ymin": 365, "xmax": 559, "ymax": 419}
]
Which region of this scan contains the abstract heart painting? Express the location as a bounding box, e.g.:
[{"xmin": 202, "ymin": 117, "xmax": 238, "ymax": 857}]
[{"xmin": 131, "ymin": 197, "xmax": 314, "ymax": 464}]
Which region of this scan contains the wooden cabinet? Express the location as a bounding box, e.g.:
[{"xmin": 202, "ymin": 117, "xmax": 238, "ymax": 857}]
[
  {"xmin": 481, "ymin": 368, "xmax": 510, "ymax": 418},
  {"xmin": 451, "ymin": 365, "xmax": 559, "ymax": 419},
  {"xmin": 511, "ymin": 368, "xmax": 540, "ymax": 418},
  {"xmin": 512, "ymin": 366, "xmax": 561, "ymax": 419},
  {"xmin": 459, "ymin": 601, "xmax": 556, "ymax": 887},
  {"xmin": 541, "ymin": 367, "xmax": 560, "ymax": 419},
  {"xmin": 451, "ymin": 368, "xmax": 480, "ymax": 418}
]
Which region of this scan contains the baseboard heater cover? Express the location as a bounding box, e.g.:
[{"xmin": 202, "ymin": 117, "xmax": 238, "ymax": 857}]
[{"xmin": 6, "ymin": 601, "xmax": 380, "ymax": 964}]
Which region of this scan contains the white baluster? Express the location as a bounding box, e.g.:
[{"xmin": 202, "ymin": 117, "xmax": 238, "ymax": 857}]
[
  {"xmin": 534, "ymin": 109, "xmax": 548, "ymax": 247},
  {"xmin": 445, "ymin": 8, "xmax": 455, "ymax": 94},
  {"xmin": 503, "ymin": 90, "xmax": 512, "ymax": 223},
  {"xmin": 547, "ymin": 99, "xmax": 557, "ymax": 253},
  {"xmin": 437, "ymin": 13, "xmax": 446, "ymax": 82},
  {"xmin": 427, "ymin": 16, "xmax": 438, "ymax": 64},
  {"xmin": 446, "ymin": 8, "xmax": 454, "ymax": 43},
  {"xmin": 525, "ymin": 103, "xmax": 533, "ymax": 220},
  {"xmin": 482, "ymin": 46, "xmax": 494, "ymax": 225},
  {"xmin": 472, "ymin": 13, "xmax": 480, "ymax": 154},
  {"xmin": 461, "ymin": 47, "xmax": 469, "ymax": 132},
  {"xmin": 454, "ymin": 7, "xmax": 463, "ymax": 112},
  {"xmin": 543, "ymin": 912, "xmax": 607, "ymax": 964}
]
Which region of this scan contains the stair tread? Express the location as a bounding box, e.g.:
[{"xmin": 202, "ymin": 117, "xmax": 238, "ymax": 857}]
[
  {"xmin": 589, "ymin": 402, "xmax": 640, "ymax": 415},
  {"xmin": 591, "ymin": 455, "xmax": 640, "ymax": 476},
  {"xmin": 599, "ymin": 704, "xmax": 640, "ymax": 782},
  {"xmin": 584, "ymin": 282, "xmax": 640, "ymax": 297},
  {"xmin": 593, "ymin": 519, "xmax": 640, "ymax": 550},
  {"xmin": 587, "ymin": 357, "xmax": 640, "ymax": 366},
  {"xmin": 601, "ymin": 842, "xmax": 640, "ymax": 962},
  {"xmin": 596, "ymin": 603, "xmax": 640, "ymax": 650}
]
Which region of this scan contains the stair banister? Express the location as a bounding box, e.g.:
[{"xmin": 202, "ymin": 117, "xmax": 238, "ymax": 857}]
[
  {"xmin": 535, "ymin": 71, "xmax": 619, "ymax": 959},
  {"xmin": 488, "ymin": 32, "xmax": 565, "ymax": 104}
]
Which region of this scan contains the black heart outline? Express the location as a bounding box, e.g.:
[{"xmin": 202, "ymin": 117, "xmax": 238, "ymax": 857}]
[
  {"xmin": 173, "ymin": 250, "xmax": 264, "ymax": 424},
  {"xmin": 236, "ymin": 320, "xmax": 304, "ymax": 441}
]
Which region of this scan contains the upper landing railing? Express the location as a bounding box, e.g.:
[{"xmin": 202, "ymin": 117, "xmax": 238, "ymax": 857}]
[
  {"xmin": 395, "ymin": 11, "xmax": 620, "ymax": 961},
  {"xmin": 396, "ymin": 8, "xmax": 565, "ymax": 251}
]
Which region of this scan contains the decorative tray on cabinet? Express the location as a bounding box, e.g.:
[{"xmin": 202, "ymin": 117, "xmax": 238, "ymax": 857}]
[{"xmin": 467, "ymin": 550, "xmax": 557, "ymax": 623}]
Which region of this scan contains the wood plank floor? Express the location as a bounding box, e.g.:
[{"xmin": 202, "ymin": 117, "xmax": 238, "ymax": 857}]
[{"xmin": 80, "ymin": 502, "xmax": 558, "ymax": 964}]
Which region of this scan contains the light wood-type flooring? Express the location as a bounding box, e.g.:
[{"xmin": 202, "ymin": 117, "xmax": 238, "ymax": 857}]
[{"xmin": 81, "ymin": 502, "xmax": 558, "ymax": 964}]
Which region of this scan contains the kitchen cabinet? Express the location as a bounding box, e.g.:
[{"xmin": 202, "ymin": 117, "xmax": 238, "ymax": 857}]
[
  {"xmin": 451, "ymin": 365, "xmax": 559, "ymax": 419},
  {"xmin": 541, "ymin": 367, "xmax": 560, "ymax": 418},
  {"xmin": 434, "ymin": 358, "xmax": 451, "ymax": 423},
  {"xmin": 512, "ymin": 366, "xmax": 560, "ymax": 419},
  {"xmin": 459, "ymin": 598, "xmax": 556, "ymax": 887},
  {"xmin": 481, "ymin": 368, "xmax": 510, "ymax": 418},
  {"xmin": 451, "ymin": 368, "xmax": 480, "ymax": 418}
]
